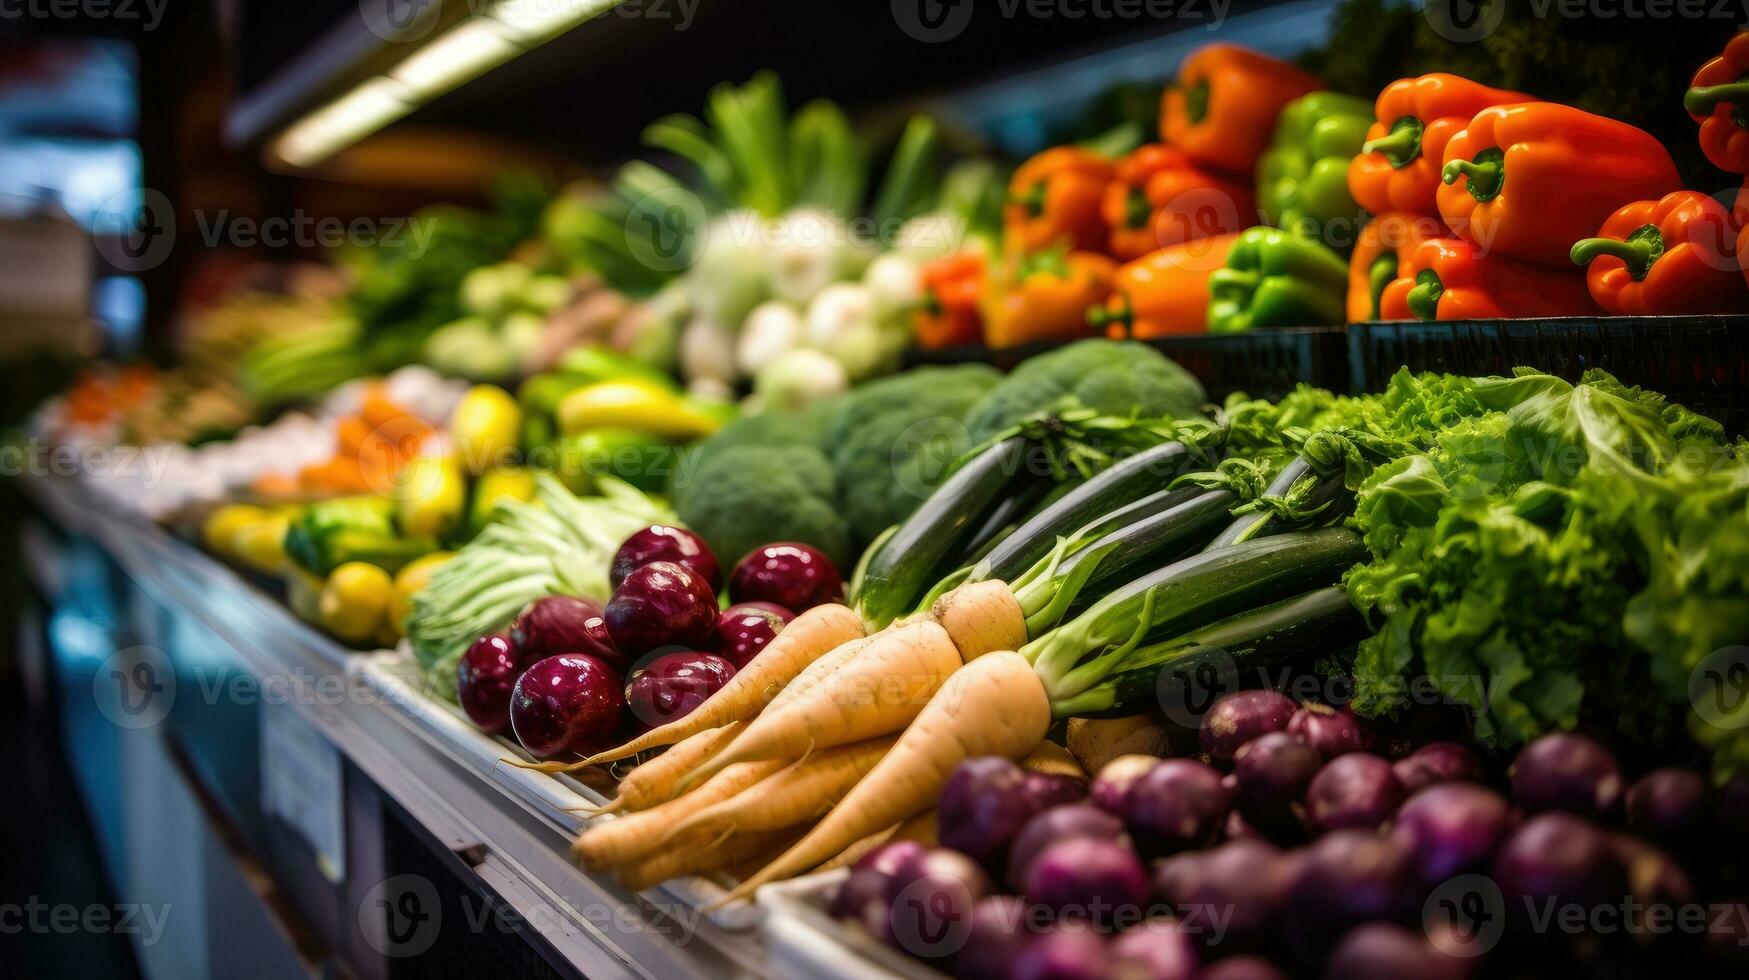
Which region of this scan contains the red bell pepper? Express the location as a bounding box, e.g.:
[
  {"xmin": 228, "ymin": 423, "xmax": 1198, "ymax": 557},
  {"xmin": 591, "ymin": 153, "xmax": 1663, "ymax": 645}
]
[
  {"xmin": 1685, "ymin": 31, "xmax": 1749, "ymax": 174},
  {"xmin": 1570, "ymin": 191, "xmax": 1747, "ymax": 316},
  {"xmin": 1378, "ymin": 237, "xmax": 1600, "ymax": 321}
]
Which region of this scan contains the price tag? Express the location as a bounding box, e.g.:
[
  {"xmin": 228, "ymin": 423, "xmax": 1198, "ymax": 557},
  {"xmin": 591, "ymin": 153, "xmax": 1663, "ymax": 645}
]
[{"xmin": 261, "ymin": 704, "xmax": 346, "ymax": 882}]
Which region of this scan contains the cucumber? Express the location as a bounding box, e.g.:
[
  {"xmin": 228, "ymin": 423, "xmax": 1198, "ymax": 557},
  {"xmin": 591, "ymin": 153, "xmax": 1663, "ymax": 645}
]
[
  {"xmin": 974, "ymin": 440, "xmax": 1210, "ymax": 585},
  {"xmin": 1026, "ymin": 526, "xmax": 1368, "ymax": 695},
  {"xmin": 1058, "ymin": 587, "xmax": 1367, "ymax": 717},
  {"xmin": 853, "ymin": 436, "xmax": 1037, "ymax": 629}
]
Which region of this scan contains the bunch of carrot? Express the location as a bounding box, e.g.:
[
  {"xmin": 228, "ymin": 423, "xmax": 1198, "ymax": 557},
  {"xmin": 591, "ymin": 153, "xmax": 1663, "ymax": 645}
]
[
  {"xmin": 254, "ymin": 384, "xmax": 433, "ymax": 497},
  {"xmin": 552, "ymin": 405, "xmax": 1385, "ymax": 902}
]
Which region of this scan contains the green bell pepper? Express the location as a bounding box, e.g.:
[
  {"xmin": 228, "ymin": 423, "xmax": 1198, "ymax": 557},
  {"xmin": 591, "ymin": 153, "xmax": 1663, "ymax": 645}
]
[
  {"xmin": 284, "ymin": 496, "xmax": 437, "ymax": 576},
  {"xmin": 1256, "ymin": 92, "xmax": 1373, "ymax": 250},
  {"xmin": 1206, "ymin": 227, "xmax": 1349, "ymax": 332}
]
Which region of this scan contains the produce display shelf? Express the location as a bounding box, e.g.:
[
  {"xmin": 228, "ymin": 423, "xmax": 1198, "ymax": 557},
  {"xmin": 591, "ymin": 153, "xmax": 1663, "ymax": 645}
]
[{"xmin": 19, "ymin": 473, "xmax": 770, "ymax": 980}]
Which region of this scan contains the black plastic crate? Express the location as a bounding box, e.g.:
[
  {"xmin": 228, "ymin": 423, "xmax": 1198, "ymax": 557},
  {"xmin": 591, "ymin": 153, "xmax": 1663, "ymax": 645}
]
[
  {"xmin": 904, "ymin": 326, "xmax": 1350, "ymax": 402},
  {"xmin": 1349, "ymin": 316, "xmax": 1749, "ymax": 432}
]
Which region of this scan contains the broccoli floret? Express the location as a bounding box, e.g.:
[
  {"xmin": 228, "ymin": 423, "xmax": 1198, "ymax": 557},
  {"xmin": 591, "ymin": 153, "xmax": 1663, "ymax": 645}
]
[
  {"xmin": 964, "ymin": 339, "xmax": 1206, "ymax": 444},
  {"xmin": 675, "ymin": 445, "xmax": 852, "ymax": 571},
  {"xmin": 671, "ymin": 403, "xmax": 833, "ymax": 510},
  {"xmin": 823, "ymin": 365, "xmax": 1001, "ymax": 544}
]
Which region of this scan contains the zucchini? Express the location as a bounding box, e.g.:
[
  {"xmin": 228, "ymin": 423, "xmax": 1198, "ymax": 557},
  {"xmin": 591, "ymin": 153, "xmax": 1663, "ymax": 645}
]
[
  {"xmin": 1205, "ymin": 454, "xmax": 1348, "ymax": 551},
  {"xmin": 1025, "ymin": 526, "xmax": 1368, "ymax": 697},
  {"xmin": 1056, "ymin": 587, "xmax": 1368, "ymax": 717},
  {"xmin": 853, "ymin": 436, "xmax": 1037, "ymax": 629},
  {"xmin": 973, "ymin": 440, "xmax": 1210, "ymax": 585}
]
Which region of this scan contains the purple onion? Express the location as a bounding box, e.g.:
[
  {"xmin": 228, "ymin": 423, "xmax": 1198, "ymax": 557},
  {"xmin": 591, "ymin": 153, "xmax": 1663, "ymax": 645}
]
[
  {"xmin": 510, "ymin": 595, "xmax": 621, "ymax": 670},
  {"xmin": 1392, "ymin": 783, "xmax": 1514, "ymax": 883},
  {"xmin": 1008, "ymin": 923, "xmax": 1108, "ymax": 980},
  {"xmin": 1108, "ymin": 917, "xmax": 1197, "ymax": 980},
  {"xmin": 623, "ymin": 652, "xmax": 736, "ymax": 728},
  {"xmin": 1493, "ymin": 812, "xmax": 1627, "ymax": 918},
  {"xmin": 1287, "ymin": 701, "xmax": 1371, "ymax": 758},
  {"xmin": 610, "ymin": 524, "xmax": 720, "ymax": 592},
  {"xmin": 938, "ymin": 757, "xmax": 1036, "ymax": 868},
  {"xmin": 833, "ymin": 840, "xmax": 928, "ymax": 941},
  {"xmin": 1089, "ymin": 755, "xmax": 1160, "ymax": 813},
  {"xmin": 1285, "ymin": 829, "xmax": 1412, "ymax": 958},
  {"xmin": 1201, "ymin": 691, "xmax": 1297, "ymax": 764},
  {"xmin": 1021, "ymin": 837, "xmax": 1150, "ymax": 929},
  {"xmin": 508, "ymin": 654, "xmax": 622, "ymax": 759},
  {"xmin": 885, "ymin": 847, "xmax": 993, "ymax": 960},
  {"xmin": 1231, "ymin": 732, "xmax": 1321, "ymax": 838},
  {"xmin": 1120, "ymin": 759, "xmax": 1230, "ymax": 856},
  {"xmin": 1152, "ymin": 838, "xmax": 1292, "ymax": 951},
  {"xmin": 712, "ymin": 604, "xmax": 788, "ymax": 670},
  {"xmin": 728, "ymin": 542, "xmax": 842, "ymax": 610},
  {"xmin": 1508, "ymin": 732, "xmax": 1622, "ymax": 818},
  {"xmin": 1392, "ymin": 741, "xmax": 1482, "ymax": 794},
  {"xmin": 1323, "ymin": 923, "xmax": 1474, "ymax": 980},
  {"xmin": 1199, "ymin": 956, "xmax": 1289, "ymax": 980},
  {"xmin": 1624, "ymin": 768, "xmax": 1709, "ymax": 843},
  {"xmin": 1023, "ymin": 772, "xmax": 1088, "ymax": 811},
  {"xmin": 1305, "ymin": 753, "xmax": 1404, "ymax": 832},
  {"xmin": 456, "ymin": 634, "xmax": 520, "ymax": 734},
  {"xmin": 954, "ymin": 895, "xmax": 1034, "ymax": 980},
  {"xmin": 604, "ymin": 560, "xmax": 718, "ymax": 655},
  {"xmin": 1007, "ymin": 804, "xmax": 1128, "ymax": 891}
]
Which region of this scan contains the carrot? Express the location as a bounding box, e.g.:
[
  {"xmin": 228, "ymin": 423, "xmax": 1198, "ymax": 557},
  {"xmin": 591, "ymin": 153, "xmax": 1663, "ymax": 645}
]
[
  {"xmin": 672, "ymin": 619, "xmax": 964, "ymax": 794},
  {"xmin": 571, "ymin": 759, "xmax": 785, "ymax": 870},
  {"xmin": 661, "ymin": 735, "xmax": 898, "ymax": 844},
  {"xmin": 618, "ymin": 827, "xmax": 806, "ymax": 892},
  {"xmin": 575, "ymin": 604, "xmax": 865, "ymax": 766},
  {"xmin": 509, "ymin": 722, "xmax": 743, "ymax": 814},
  {"xmin": 716, "ymin": 651, "xmax": 1052, "ymax": 905},
  {"xmin": 930, "ymin": 580, "xmax": 1028, "ymax": 660}
]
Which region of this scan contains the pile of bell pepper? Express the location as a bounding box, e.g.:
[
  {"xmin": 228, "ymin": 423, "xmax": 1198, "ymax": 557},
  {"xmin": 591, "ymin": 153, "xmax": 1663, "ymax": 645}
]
[{"xmin": 913, "ymin": 33, "xmax": 1749, "ymax": 350}]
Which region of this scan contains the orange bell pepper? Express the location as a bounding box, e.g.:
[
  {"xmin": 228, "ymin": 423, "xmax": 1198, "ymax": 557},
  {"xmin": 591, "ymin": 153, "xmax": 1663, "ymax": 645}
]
[
  {"xmin": 1438, "ymin": 103, "xmax": 1682, "ymax": 266},
  {"xmin": 982, "ymin": 250, "xmax": 1115, "ymax": 348},
  {"xmin": 1004, "ymin": 147, "xmax": 1113, "ymax": 253},
  {"xmin": 1100, "ymin": 145, "xmax": 1255, "ymax": 259},
  {"xmin": 1378, "ymin": 237, "xmax": 1600, "ymax": 321},
  {"xmin": 1569, "ymin": 191, "xmax": 1747, "ymax": 316},
  {"xmin": 1347, "ymin": 212, "xmax": 1450, "ymax": 322},
  {"xmin": 1090, "ymin": 233, "xmax": 1240, "ymax": 339},
  {"xmin": 1685, "ymin": 31, "xmax": 1749, "ymax": 174},
  {"xmin": 914, "ymin": 253, "xmax": 986, "ymax": 349},
  {"xmin": 1160, "ymin": 44, "xmax": 1322, "ymax": 174},
  {"xmin": 1348, "ymin": 74, "xmax": 1531, "ymax": 218}
]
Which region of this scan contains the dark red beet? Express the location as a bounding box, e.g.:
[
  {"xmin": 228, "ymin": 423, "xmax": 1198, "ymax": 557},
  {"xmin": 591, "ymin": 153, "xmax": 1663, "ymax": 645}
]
[
  {"xmin": 834, "ymin": 840, "xmax": 928, "ymax": 943},
  {"xmin": 623, "ymin": 652, "xmax": 736, "ymax": 728},
  {"xmin": 1508, "ymin": 732, "xmax": 1622, "ymax": 818},
  {"xmin": 733, "ymin": 600, "xmax": 796, "ymax": 624},
  {"xmin": 610, "ymin": 524, "xmax": 720, "ymax": 592},
  {"xmin": 508, "ymin": 654, "xmax": 621, "ymax": 759},
  {"xmin": 456, "ymin": 634, "xmax": 519, "ymax": 734},
  {"xmin": 511, "ymin": 595, "xmax": 621, "ymax": 669},
  {"xmin": 728, "ymin": 542, "xmax": 843, "ymax": 610},
  {"xmin": 1231, "ymin": 732, "xmax": 1321, "ymax": 837},
  {"xmin": 604, "ymin": 560, "xmax": 718, "ymax": 655},
  {"xmin": 1624, "ymin": 768, "xmax": 1710, "ymax": 843},
  {"xmin": 1393, "ymin": 783, "xmax": 1514, "ymax": 883},
  {"xmin": 1305, "ymin": 753, "xmax": 1404, "ymax": 832},
  {"xmin": 1120, "ymin": 759, "xmax": 1229, "ymax": 856},
  {"xmin": 886, "ymin": 847, "xmax": 993, "ymax": 960},
  {"xmin": 1285, "ymin": 830, "xmax": 1412, "ymax": 959},
  {"xmin": 713, "ymin": 604, "xmax": 788, "ymax": 669},
  {"xmin": 954, "ymin": 895, "xmax": 1035, "ymax": 979},
  {"xmin": 1492, "ymin": 812, "xmax": 1627, "ymax": 922}
]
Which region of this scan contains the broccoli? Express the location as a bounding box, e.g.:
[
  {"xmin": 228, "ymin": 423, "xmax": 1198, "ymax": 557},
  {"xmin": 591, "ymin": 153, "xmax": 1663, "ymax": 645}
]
[
  {"xmin": 823, "ymin": 364, "xmax": 1001, "ymax": 544},
  {"xmin": 963, "ymin": 339, "xmax": 1206, "ymax": 444},
  {"xmin": 674, "ymin": 445, "xmax": 852, "ymax": 571},
  {"xmin": 670, "ymin": 403, "xmax": 833, "ymax": 511}
]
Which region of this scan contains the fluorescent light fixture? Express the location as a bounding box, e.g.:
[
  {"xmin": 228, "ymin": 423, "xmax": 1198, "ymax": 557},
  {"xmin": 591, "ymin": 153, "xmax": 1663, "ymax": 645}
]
[
  {"xmin": 274, "ymin": 78, "xmax": 415, "ymax": 168},
  {"xmin": 491, "ymin": 0, "xmax": 618, "ymax": 42},
  {"xmin": 270, "ymin": 2, "xmax": 623, "ymax": 169},
  {"xmin": 392, "ymin": 18, "xmax": 522, "ymax": 96}
]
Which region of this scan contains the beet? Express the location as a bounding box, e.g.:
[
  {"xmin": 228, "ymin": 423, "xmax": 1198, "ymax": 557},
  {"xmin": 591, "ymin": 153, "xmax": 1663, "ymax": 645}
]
[{"xmin": 508, "ymin": 654, "xmax": 621, "ymax": 759}]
